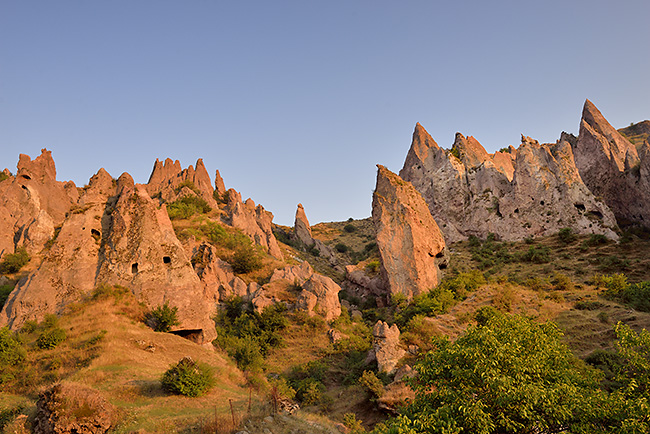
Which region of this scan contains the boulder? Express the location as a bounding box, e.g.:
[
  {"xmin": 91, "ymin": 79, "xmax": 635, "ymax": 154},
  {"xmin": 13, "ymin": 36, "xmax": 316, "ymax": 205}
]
[
  {"xmin": 372, "ymin": 165, "xmax": 446, "ymax": 299},
  {"xmin": 296, "ymin": 274, "xmax": 342, "ymax": 321}
]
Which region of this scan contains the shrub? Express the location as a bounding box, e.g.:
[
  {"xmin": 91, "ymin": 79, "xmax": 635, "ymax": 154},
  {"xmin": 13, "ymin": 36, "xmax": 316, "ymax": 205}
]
[
  {"xmin": 230, "ymin": 244, "xmax": 263, "ymax": 274},
  {"xmin": 574, "ymin": 301, "xmax": 605, "ymax": 310},
  {"xmin": 160, "ymin": 357, "xmax": 214, "ymax": 397},
  {"xmin": 343, "ymin": 413, "xmax": 366, "ymax": 434},
  {"xmin": 335, "ymin": 243, "xmax": 349, "ymax": 253},
  {"xmin": 558, "ymin": 228, "xmax": 577, "ymax": 244},
  {"xmin": 0, "ymin": 248, "xmax": 30, "ymax": 274},
  {"xmin": 605, "ymin": 281, "xmax": 650, "ymax": 312},
  {"xmin": 166, "ymin": 195, "xmax": 211, "ymax": 220},
  {"xmin": 438, "ymin": 270, "xmax": 486, "ymax": 299},
  {"xmin": 0, "ymin": 172, "xmax": 10, "ymax": 183},
  {"xmin": 518, "ymin": 245, "xmax": 551, "ymax": 263},
  {"xmin": 0, "ymin": 327, "xmax": 26, "ymax": 366},
  {"xmin": 552, "ymin": 273, "xmax": 574, "ymax": 291},
  {"xmin": 146, "ymin": 303, "xmax": 180, "ymax": 332},
  {"xmin": 359, "ymin": 370, "xmax": 384, "ymax": 400},
  {"xmin": 0, "ymin": 284, "xmax": 14, "ymax": 310},
  {"xmin": 37, "ymin": 327, "xmax": 66, "ymax": 349},
  {"xmin": 365, "ymin": 260, "xmax": 380, "ymax": 274},
  {"xmin": 344, "ymin": 224, "xmax": 357, "ymax": 233}
]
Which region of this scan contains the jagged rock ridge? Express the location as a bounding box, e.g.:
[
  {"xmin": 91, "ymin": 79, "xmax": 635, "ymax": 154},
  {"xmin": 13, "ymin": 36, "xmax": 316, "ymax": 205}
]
[{"xmin": 400, "ymin": 119, "xmax": 619, "ymax": 242}]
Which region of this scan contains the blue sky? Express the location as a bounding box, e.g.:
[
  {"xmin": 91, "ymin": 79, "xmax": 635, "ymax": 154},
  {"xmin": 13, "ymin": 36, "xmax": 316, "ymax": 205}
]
[{"xmin": 1, "ymin": 1, "xmax": 649, "ymax": 226}]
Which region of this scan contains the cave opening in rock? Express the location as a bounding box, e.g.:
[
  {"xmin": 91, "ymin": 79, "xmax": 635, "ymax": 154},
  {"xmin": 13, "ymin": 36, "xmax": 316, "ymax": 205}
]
[{"xmin": 131, "ymin": 263, "xmax": 138, "ymax": 274}]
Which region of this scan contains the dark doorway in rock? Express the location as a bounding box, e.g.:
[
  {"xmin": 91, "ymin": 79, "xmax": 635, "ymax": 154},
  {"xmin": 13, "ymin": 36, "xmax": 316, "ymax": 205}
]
[
  {"xmin": 163, "ymin": 256, "xmax": 171, "ymax": 264},
  {"xmin": 170, "ymin": 329, "xmax": 203, "ymax": 343},
  {"xmin": 131, "ymin": 263, "xmax": 138, "ymax": 274}
]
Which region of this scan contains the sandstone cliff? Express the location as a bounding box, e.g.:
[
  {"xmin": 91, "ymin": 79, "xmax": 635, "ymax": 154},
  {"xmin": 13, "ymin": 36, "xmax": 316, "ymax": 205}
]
[
  {"xmin": 372, "ymin": 165, "xmax": 447, "ymax": 299},
  {"xmin": 400, "ymin": 123, "xmax": 618, "ymax": 242}
]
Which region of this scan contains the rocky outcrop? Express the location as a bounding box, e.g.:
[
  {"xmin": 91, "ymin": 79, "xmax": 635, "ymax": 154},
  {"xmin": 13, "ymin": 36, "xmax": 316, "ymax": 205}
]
[
  {"xmin": 400, "ymin": 123, "xmax": 618, "ymax": 242},
  {"xmin": 146, "ymin": 157, "xmax": 217, "ymax": 208},
  {"xmin": 97, "ymin": 182, "xmax": 216, "ymax": 344},
  {"xmin": 294, "ymin": 203, "xmax": 313, "ymax": 246},
  {"xmin": 291, "ymin": 204, "xmax": 336, "ymax": 263},
  {"xmin": 368, "ymin": 321, "xmax": 405, "ymax": 375},
  {"xmin": 226, "ymin": 190, "xmax": 283, "ymax": 260},
  {"xmin": 252, "ymin": 261, "xmax": 341, "ymax": 320},
  {"xmin": 296, "ymin": 273, "xmax": 342, "ymax": 321},
  {"xmin": 0, "ymin": 149, "xmax": 77, "ymax": 257},
  {"xmin": 34, "ymin": 383, "xmax": 116, "ymax": 434},
  {"xmin": 372, "ymin": 165, "xmax": 447, "ymax": 299},
  {"xmin": 193, "ymin": 242, "xmax": 254, "ymax": 302},
  {"xmin": 1, "ymin": 173, "xmax": 217, "ymax": 344},
  {"xmin": 572, "ymin": 100, "xmax": 650, "ymax": 227}
]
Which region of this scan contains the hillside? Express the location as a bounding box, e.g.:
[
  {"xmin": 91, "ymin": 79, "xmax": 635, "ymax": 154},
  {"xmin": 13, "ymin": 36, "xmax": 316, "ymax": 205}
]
[{"xmin": 1, "ymin": 99, "xmax": 650, "ymax": 433}]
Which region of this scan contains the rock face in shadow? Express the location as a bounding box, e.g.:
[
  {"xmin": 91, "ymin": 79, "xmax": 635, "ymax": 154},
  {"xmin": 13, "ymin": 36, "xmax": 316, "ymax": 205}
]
[
  {"xmin": 572, "ymin": 99, "xmax": 650, "ymax": 227},
  {"xmin": 400, "ymin": 122, "xmax": 618, "ymax": 242},
  {"xmin": 372, "ymin": 165, "xmax": 447, "ymax": 299}
]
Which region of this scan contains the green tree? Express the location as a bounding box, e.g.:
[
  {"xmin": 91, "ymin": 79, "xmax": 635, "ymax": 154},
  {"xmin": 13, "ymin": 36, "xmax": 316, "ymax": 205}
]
[
  {"xmin": 146, "ymin": 303, "xmax": 180, "ymax": 332},
  {"xmin": 374, "ymin": 312, "xmax": 613, "ymax": 434}
]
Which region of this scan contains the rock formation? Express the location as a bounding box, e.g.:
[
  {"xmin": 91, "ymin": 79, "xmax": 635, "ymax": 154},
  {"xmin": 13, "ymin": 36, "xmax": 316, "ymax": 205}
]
[
  {"xmin": 0, "ymin": 149, "xmax": 77, "ymax": 257},
  {"xmin": 400, "ymin": 123, "xmax": 618, "ymax": 242},
  {"xmin": 226, "ymin": 190, "xmax": 283, "ymax": 260},
  {"xmin": 291, "ymin": 204, "xmax": 336, "ymax": 263},
  {"xmin": 372, "ymin": 165, "xmax": 447, "ymax": 299},
  {"xmin": 146, "ymin": 157, "xmax": 217, "ymax": 208},
  {"xmin": 368, "ymin": 321, "xmax": 405, "ymax": 375},
  {"xmin": 572, "ymin": 100, "xmax": 650, "ymax": 227}
]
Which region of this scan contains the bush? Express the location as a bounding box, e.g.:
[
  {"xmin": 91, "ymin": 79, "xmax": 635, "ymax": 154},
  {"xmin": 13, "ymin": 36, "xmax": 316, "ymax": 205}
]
[
  {"xmin": 359, "ymin": 370, "xmax": 384, "ymax": 400},
  {"xmin": 344, "ymin": 224, "xmax": 357, "ymax": 233},
  {"xmin": 0, "ymin": 248, "xmax": 30, "ymax": 274},
  {"xmin": 230, "ymin": 244, "xmax": 263, "ymax": 274},
  {"xmin": 161, "ymin": 357, "xmax": 214, "ymax": 397},
  {"xmin": 558, "ymin": 228, "xmax": 577, "ymax": 244},
  {"xmin": 605, "ymin": 281, "xmax": 650, "ymax": 312},
  {"xmin": 552, "ymin": 273, "xmax": 574, "ymax": 291},
  {"xmin": 0, "ymin": 327, "xmax": 26, "ymax": 366},
  {"xmin": 37, "ymin": 327, "xmax": 66, "ymax": 350},
  {"xmin": 365, "ymin": 260, "xmax": 380, "ymax": 274},
  {"xmin": 0, "ymin": 284, "xmax": 14, "ymax": 310},
  {"xmin": 438, "ymin": 270, "xmax": 485, "ymax": 299},
  {"xmin": 335, "ymin": 243, "xmax": 349, "ymax": 253},
  {"xmin": 146, "ymin": 303, "xmax": 180, "ymax": 332},
  {"xmin": 518, "ymin": 245, "xmax": 551, "ymax": 263},
  {"xmin": 574, "ymin": 301, "xmax": 605, "ymax": 310},
  {"xmin": 166, "ymin": 195, "xmax": 211, "ymax": 220}
]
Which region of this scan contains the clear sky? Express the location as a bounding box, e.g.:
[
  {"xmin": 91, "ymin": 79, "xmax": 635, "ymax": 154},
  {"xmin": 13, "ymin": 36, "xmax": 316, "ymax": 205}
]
[{"xmin": 1, "ymin": 1, "xmax": 649, "ymax": 226}]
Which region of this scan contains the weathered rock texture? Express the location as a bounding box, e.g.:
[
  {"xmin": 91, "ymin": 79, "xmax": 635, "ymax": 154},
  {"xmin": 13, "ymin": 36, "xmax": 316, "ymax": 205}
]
[
  {"xmin": 572, "ymin": 100, "xmax": 650, "ymax": 227},
  {"xmin": 226, "ymin": 190, "xmax": 283, "ymax": 260},
  {"xmin": 0, "ymin": 149, "xmax": 77, "ymax": 258},
  {"xmin": 34, "ymin": 383, "xmax": 116, "ymax": 434},
  {"xmin": 400, "ymin": 122, "xmax": 618, "ymax": 242},
  {"xmin": 372, "ymin": 165, "xmax": 447, "ymax": 299},
  {"xmin": 292, "ymin": 204, "xmax": 336, "ymax": 263},
  {"xmin": 146, "ymin": 157, "xmax": 217, "ymax": 208},
  {"xmin": 368, "ymin": 321, "xmax": 405, "ymax": 375}
]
